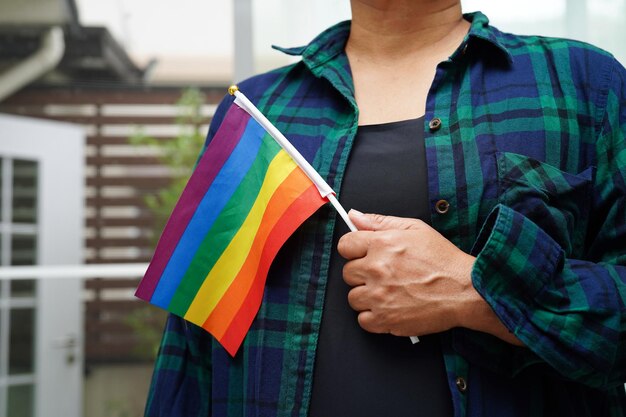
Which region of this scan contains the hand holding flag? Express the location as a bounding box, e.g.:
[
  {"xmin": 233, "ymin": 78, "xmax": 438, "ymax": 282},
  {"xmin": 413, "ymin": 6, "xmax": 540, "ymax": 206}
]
[{"xmin": 135, "ymin": 87, "xmax": 416, "ymax": 356}]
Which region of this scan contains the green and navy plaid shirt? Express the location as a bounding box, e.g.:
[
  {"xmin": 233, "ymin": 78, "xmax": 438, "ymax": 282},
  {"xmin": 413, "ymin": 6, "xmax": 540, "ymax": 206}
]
[{"xmin": 145, "ymin": 12, "xmax": 626, "ymax": 417}]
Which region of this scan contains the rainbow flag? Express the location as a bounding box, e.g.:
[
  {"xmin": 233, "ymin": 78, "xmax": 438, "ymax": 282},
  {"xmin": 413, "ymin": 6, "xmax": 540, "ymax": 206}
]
[{"xmin": 135, "ymin": 101, "xmax": 328, "ymax": 356}]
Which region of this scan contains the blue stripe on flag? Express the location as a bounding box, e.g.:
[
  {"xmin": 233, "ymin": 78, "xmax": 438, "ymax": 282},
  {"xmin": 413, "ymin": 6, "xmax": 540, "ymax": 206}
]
[{"xmin": 150, "ymin": 117, "xmax": 266, "ymax": 308}]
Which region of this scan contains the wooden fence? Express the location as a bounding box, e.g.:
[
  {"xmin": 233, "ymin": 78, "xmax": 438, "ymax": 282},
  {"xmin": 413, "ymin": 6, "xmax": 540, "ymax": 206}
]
[{"xmin": 1, "ymin": 85, "xmax": 225, "ymax": 362}]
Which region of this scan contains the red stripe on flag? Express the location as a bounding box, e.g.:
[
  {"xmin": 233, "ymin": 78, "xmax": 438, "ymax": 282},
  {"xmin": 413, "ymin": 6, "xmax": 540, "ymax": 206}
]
[
  {"xmin": 211, "ymin": 184, "xmax": 325, "ymax": 356},
  {"xmin": 201, "ymin": 168, "xmax": 318, "ymax": 338}
]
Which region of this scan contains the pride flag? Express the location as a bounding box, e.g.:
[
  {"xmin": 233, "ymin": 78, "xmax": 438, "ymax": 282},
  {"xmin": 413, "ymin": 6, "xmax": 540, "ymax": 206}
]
[{"xmin": 135, "ymin": 98, "xmax": 328, "ymax": 356}]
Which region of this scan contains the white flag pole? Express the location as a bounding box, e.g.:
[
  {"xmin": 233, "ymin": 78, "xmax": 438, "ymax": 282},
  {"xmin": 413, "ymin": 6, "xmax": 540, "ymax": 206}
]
[
  {"xmin": 229, "ymin": 85, "xmax": 357, "ymax": 232},
  {"xmin": 229, "ymin": 86, "xmax": 418, "ymax": 344}
]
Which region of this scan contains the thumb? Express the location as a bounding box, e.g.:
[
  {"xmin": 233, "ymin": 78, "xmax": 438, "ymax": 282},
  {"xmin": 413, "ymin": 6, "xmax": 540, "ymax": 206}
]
[{"xmin": 348, "ymin": 209, "xmax": 422, "ymax": 231}]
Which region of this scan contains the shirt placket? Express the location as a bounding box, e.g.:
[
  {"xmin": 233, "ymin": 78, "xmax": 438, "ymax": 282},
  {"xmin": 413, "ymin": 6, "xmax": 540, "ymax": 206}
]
[{"xmin": 425, "ymin": 44, "xmax": 472, "ymax": 417}]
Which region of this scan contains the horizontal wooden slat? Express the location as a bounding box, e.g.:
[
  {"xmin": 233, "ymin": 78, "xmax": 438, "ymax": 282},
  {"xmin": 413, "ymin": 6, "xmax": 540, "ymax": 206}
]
[
  {"xmin": 85, "ymin": 345, "xmax": 150, "ymax": 362},
  {"xmin": 86, "ymin": 216, "xmax": 154, "ymax": 227},
  {"xmin": 85, "ymin": 278, "xmax": 141, "ymax": 289},
  {"xmin": 85, "ymin": 343, "xmax": 136, "ymax": 353},
  {"xmin": 86, "ymin": 322, "xmax": 133, "ymax": 334},
  {"xmin": 87, "ymin": 135, "xmax": 177, "ymax": 145},
  {"xmin": 86, "ymin": 236, "xmax": 152, "ymax": 247},
  {"xmin": 37, "ymin": 114, "xmax": 211, "ymax": 125},
  {"xmin": 2, "ymin": 87, "xmax": 225, "ymax": 105},
  {"xmin": 86, "ymin": 318, "xmax": 163, "ymax": 334},
  {"xmin": 86, "ymin": 176, "xmax": 171, "ymax": 187},
  {"xmin": 87, "ymin": 155, "xmax": 162, "ymax": 166},
  {"xmin": 85, "ymin": 257, "xmax": 153, "ymax": 264},
  {"xmin": 86, "ymin": 196, "xmax": 149, "ymax": 206},
  {"xmin": 86, "ymin": 299, "xmax": 143, "ymax": 310}
]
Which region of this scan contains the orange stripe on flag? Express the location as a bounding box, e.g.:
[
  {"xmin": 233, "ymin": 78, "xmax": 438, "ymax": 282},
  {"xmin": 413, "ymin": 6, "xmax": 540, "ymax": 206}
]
[
  {"xmin": 202, "ymin": 168, "xmax": 317, "ymax": 339},
  {"xmin": 212, "ymin": 184, "xmax": 324, "ymax": 356}
]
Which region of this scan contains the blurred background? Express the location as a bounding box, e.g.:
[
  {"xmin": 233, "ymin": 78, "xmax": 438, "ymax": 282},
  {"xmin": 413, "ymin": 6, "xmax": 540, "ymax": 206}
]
[{"xmin": 0, "ymin": 0, "xmax": 624, "ymax": 416}]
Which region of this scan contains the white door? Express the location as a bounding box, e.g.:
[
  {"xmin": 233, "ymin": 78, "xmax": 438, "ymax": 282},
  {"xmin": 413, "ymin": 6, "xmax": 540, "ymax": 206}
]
[{"xmin": 0, "ymin": 114, "xmax": 84, "ymax": 417}]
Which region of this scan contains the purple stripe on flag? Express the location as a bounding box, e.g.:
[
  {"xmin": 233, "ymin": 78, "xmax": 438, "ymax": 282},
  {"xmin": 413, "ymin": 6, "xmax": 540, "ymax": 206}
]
[{"xmin": 135, "ymin": 105, "xmax": 251, "ymax": 300}]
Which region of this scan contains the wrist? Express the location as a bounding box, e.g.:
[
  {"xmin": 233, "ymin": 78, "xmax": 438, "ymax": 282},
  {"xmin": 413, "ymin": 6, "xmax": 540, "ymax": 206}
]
[
  {"xmin": 452, "ymin": 253, "xmax": 482, "ymax": 329},
  {"xmin": 455, "ymin": 257, "xmax": 524, "ymax": 346}
]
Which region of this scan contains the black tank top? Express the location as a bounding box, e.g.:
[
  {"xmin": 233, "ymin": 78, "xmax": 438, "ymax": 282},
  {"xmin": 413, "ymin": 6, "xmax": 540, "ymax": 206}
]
[{"xmin": 309, "ymin": 117, "xmax": 453, "ymax": 417}]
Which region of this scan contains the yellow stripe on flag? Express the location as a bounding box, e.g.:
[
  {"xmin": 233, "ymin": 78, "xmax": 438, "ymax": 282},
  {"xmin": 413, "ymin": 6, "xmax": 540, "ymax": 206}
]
[{"xmin": 184, "ymin": 150, "xmax": 298, "ymax": 324}]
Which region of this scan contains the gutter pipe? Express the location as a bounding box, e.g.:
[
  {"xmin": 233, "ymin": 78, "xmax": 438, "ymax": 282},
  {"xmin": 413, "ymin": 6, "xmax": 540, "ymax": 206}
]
[{"xmin": 0, "ymin": 26, "xmax": 65, "ymax": 102}]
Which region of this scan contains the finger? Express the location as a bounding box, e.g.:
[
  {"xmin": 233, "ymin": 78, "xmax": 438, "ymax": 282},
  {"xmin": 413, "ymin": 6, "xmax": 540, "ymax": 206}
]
[
  {"xmin": 337, "ymin": 231, "xmax": 371, "ymax": 260},
  {"xmin": 342, "ymin": 259, "xmax": 368, "ymax": 287},
  {"xmin": 357, "ymin": 311, "xmax": 386, "ymax": 334},
  {"xmin": 347, "ymin": 285, "xmax": 370, "ymax": 312},
  {"xmin": 349, "ymin": 210, "xmax": 423, "ymax": 232}
]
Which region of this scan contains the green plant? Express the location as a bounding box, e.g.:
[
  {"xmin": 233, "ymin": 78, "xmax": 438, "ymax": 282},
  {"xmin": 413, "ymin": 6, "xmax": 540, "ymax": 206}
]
[
  {"xmin": 124, "ymin": 306, "xmax": 166, "ymax": 360},
  {"xmin": 130, "ymin": 87, "xmax": 207, "ymax": 245}
]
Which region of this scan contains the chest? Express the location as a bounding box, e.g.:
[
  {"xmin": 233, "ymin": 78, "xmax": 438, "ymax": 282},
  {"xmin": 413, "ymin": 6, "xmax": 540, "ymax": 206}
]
[
  {"xmin": 269, "ymin": 57, "xmax": 598, "ymax": 254},
  {"xmin": 418, "ymin": 60, "xmax": 597, "ymax": 254},
  {"xmin": 350, "ymin": 55, "xmax": 441, "ymax": 125}
]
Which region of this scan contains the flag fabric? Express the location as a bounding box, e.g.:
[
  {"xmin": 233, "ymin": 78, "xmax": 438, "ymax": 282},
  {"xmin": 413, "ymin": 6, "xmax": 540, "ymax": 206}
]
[{"xmin": 135, "ymin": 102, "xmax": 328, "ymax": 356}]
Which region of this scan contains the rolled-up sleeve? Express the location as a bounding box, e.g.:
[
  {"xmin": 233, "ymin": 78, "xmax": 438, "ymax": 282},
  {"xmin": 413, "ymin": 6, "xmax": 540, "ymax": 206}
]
[{"xmin": 468, "ymin": 57, "xmax": 626, "ymax": 390}]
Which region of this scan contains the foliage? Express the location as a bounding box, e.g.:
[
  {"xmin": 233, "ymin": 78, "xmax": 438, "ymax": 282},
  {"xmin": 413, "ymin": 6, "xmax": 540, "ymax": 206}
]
[
  {"xmin": 130, "ymin": 87, "xmax": 207, "ymax": 246},
  {"xmin": 124, "ymin": 306, "xmax": 166, "ymax": 360}
]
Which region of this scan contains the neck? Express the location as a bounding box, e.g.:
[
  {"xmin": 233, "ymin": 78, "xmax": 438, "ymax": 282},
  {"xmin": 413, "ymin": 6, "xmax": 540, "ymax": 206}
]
[{"xmin": 347, "ymin": 0, "xmax": 467, "ymax": 59}]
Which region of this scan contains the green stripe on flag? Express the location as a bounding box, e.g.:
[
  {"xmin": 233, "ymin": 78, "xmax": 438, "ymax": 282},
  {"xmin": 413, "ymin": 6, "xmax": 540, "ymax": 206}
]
[{"xmin": 168, "ymin": 134, "xmax": 282, "ymax": 315}]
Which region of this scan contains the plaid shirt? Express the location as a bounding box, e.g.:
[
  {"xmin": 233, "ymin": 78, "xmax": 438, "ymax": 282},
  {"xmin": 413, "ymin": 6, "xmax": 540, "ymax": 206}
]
[{"xmin": 145, "ymin": 12, "xmax": 626, "ymax": 417}]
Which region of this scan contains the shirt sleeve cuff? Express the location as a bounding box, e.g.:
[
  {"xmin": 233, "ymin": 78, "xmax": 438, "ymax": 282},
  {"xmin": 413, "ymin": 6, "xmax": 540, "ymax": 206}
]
[
  {"xmin": 469, "ymin": 203, "xmax": 564, "ymax": 335},
  {"xmin": 450, "ymin": 204, "xmax": 566, "ymax": 377}
]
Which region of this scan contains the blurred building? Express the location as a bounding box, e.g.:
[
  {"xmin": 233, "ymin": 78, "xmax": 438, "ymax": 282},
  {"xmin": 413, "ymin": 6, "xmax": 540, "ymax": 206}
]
[{"xmin": 0, "ymin": 1, "xmax": 224, "ymax": 416}]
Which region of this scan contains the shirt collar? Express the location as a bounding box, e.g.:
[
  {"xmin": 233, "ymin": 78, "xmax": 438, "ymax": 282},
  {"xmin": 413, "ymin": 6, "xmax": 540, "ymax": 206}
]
[
  {"xmin": 272, "ymin": 20, "xmax": 351, "ymax": 70},
  {"xmin": 272, "ymin": 11, "xmax": 513, "ymax": 68},
  {"xmin": 463, "ymin": 12, "xmax": 513, "ymax": 63}
]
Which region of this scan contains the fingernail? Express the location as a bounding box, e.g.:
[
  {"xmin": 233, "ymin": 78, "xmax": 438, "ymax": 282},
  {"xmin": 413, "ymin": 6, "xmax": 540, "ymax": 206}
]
[{"xmin": 349, "ymin": 209, "xmax": 364, "ymax": 216}]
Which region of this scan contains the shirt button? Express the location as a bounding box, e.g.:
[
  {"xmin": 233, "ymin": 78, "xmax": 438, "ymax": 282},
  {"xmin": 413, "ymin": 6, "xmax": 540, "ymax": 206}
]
[
  {"xmin": 435, "ymin": 199, "xmax": 450, "ymax": 214},
  {"xmin": 429, "ymin": 117, "xmax": 442, "ymax": 131},
  {"xmin": 455, "ymin": 376, "xmax": 468, "ymax": 393}
]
